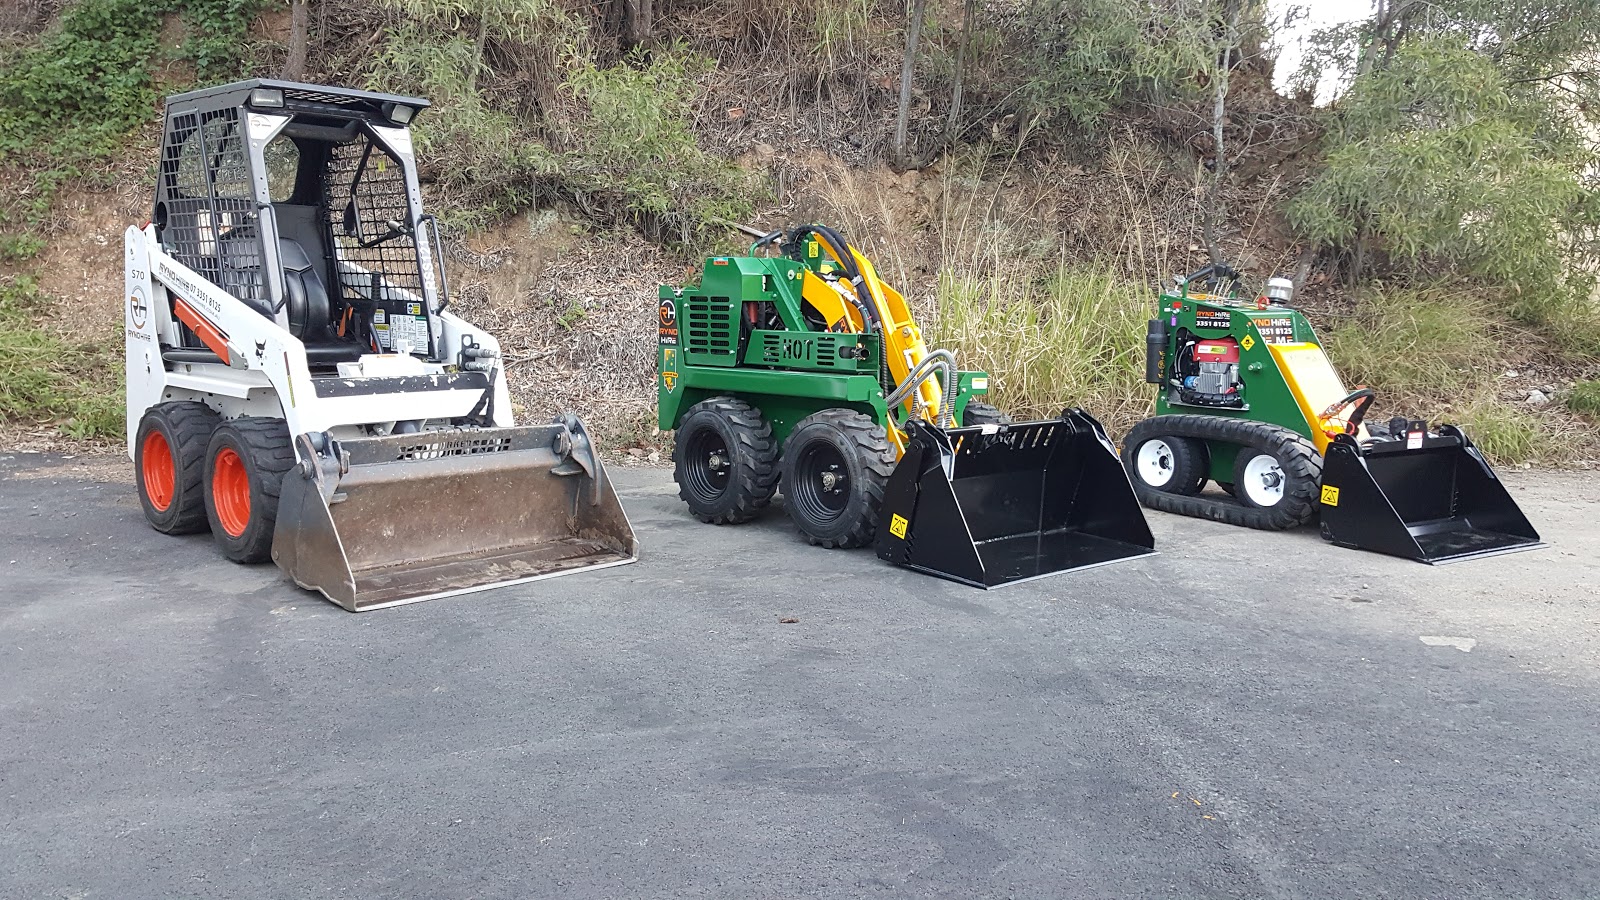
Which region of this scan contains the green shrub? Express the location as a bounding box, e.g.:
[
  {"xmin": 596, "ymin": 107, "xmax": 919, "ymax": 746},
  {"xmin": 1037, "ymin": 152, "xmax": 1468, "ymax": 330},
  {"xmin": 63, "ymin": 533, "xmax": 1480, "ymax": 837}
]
[
  {"xmin": 1568, "ymin": 380, "xmax": 1600, "ymax": 418},
  {"xmin": 0, "ymin": 276, "xmax": 123, "ymax": 440},
  {"xmin": 0, "ymin": 0, "xmax": 260, "ymax": 160},
  {"xmin": 565, "ymin": 47, "xmax": 760, "ymax": 247},
  {"xmin": 375, "ymin": 22, "xmax": 563, "ymax": 229},
  {"xmin": 1288, "ymin": 33, "xmax": 1600, "ymax": 343},
  {"xmin": 1321, "ymin": 284, "xmax": 1497, "ymax": 402},
  {"xmin": 0, "ymin": 233, "xmax": 46, "ymax": 264},
  {"xmin": 1453, "ymin": 396, "xmax": 1552, "ymax": 466}
]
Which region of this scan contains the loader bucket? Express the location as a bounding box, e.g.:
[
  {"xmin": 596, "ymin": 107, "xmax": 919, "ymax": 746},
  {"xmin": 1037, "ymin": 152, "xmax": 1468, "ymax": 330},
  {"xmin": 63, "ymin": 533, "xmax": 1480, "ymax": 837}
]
[
  {"xmin": 875, "ymin": 410, "xmax": 1155, "ymax": 588},
  {"xmin": 272, "ymin": 416, "xmax": 637, "ymax": 611},
  {"xmin": 1319, "ymin": 426, "xmax": 1542, "ymax": 564}
]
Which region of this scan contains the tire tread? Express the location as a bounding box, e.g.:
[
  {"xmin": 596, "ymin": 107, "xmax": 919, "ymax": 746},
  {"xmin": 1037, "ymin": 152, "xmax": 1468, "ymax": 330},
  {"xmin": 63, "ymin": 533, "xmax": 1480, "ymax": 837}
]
[
  {"xmin": 783, "ymin": 408, "xmax": 894, "ymax": 549},
  {"xmin": 672, "ymin": 397, "xmax": 779, "ymax": 525},
  {"xmin": 137, "ymin": 401, "xmax": 221, "ymax": 534},
  {"xmin": 1121, "ymin": 414, "xmax": 1322, "ymax": 530}
]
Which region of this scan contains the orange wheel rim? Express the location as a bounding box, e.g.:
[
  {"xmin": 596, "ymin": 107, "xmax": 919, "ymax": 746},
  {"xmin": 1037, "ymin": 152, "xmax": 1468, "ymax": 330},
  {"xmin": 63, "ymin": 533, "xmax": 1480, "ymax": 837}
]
[
  {"xmin": 142, "ymin": 431, "xmax": 176, "ymax": 512},
  {"xmin": 212, "ymin": 447, "xmax": 251, "ymax": 537}
]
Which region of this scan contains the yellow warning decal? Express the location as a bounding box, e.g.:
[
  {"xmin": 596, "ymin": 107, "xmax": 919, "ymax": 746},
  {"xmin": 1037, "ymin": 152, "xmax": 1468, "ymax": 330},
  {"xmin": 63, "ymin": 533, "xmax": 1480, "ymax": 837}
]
[
  {"xmin": 1320, "ymin": 485, "xmax": 1340, "ymax": 507},
  {"xmin": 889, "ymin": 514, "xmax": 909, "ymax": 539},
  {"xmin": 1240, "ymin": 334, "xmax": 1256, "ymax": 351}
]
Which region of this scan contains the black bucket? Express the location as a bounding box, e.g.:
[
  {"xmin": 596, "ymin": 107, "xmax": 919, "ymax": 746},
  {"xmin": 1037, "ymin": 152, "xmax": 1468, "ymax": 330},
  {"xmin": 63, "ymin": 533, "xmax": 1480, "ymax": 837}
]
[
  {"xmin": 875, "ymin": 410, "xmax": 1156, "ymax": 588},
  {"xmin": 1319, "ymin": 426, "xmax": 1542, "ymax": 564}
]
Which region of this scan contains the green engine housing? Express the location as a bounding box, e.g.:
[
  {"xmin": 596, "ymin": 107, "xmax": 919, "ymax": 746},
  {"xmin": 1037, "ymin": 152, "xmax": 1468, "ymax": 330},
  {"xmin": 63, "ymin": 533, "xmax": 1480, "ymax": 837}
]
[
  {"xmin": 1149, "ymin": 285, "xmax": 1332, "ymax": 484},
  {"xmin": 657, "ymin": 249, "xmax": 989, "ymax": 449}
]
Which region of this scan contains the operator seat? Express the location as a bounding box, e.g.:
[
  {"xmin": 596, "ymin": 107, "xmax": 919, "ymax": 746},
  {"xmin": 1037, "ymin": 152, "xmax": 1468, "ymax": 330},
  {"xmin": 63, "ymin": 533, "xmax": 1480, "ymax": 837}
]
[{"xmin": 275, "ymin": 236, "xmax": 364, "ymax": 365}]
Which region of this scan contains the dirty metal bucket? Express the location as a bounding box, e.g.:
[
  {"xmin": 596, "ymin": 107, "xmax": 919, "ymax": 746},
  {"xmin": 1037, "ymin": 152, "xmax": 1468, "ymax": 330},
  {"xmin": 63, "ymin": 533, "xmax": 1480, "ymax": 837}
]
[
  {"xmin": 273, "ymin": 415, "xmax": 637, "ymax": 611},
  {"xmin": 875, "ymin": 410, "xmax": 1156, "ymax": 588},
  {"xmin": 1319, "ymin": 425, "xmax": 1542, "ymax": 564}
]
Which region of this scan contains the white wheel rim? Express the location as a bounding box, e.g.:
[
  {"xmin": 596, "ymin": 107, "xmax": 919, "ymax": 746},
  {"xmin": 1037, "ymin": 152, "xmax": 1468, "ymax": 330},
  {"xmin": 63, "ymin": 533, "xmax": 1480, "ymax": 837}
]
[
  {"xmin": 1135, "ymin": 439, "xmax": 1178, "ymax": 488},
  {"xmin": 1241, "ymin": 453, "xmax": 1286, "ymax": 506}
]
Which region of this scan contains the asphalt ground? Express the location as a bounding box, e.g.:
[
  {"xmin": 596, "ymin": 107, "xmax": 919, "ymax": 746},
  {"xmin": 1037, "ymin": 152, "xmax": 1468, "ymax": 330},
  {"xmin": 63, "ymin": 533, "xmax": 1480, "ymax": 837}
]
[{"xmin": 2, "ymin": 454, "xmax": 1598, "ymax": 899}]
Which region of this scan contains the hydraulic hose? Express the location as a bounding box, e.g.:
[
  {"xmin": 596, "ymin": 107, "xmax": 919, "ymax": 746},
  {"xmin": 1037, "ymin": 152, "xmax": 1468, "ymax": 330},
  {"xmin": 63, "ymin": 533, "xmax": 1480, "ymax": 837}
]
[
  {"xmin": 788, "ymin": 224, "xmax": 959, "ymax": 427},
  {"xmin": 788, "ymin": 223, "xmax": 893, "ymax": 393},
  {"xmin": 885, "ymin": 348, "xmax": 960, "ymax": 429}
]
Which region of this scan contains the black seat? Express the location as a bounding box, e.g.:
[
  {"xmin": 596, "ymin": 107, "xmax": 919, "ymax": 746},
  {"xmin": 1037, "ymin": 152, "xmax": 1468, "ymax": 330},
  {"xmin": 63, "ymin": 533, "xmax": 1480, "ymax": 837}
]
[{"xmin": 278, "ymin": 237, "xmax": 364, "ymax": 364}]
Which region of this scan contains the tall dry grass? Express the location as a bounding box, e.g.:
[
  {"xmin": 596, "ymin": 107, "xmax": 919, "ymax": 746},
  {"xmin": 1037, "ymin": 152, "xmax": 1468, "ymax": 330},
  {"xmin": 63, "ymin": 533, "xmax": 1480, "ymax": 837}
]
[{"xmin": 929, "ymin": 264, "xmax": 1153, "ymax": 432}]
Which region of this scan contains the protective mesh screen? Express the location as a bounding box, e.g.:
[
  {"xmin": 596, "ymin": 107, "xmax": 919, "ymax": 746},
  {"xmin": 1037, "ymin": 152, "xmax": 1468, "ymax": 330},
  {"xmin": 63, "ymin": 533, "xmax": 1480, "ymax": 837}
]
[
  {"xmin": 324, "ymin": 136, "xmax": 425, "ymax": 304},
  {"xmin": 156, "ymin": 107, "xmax": 265, "ymax": 308}
]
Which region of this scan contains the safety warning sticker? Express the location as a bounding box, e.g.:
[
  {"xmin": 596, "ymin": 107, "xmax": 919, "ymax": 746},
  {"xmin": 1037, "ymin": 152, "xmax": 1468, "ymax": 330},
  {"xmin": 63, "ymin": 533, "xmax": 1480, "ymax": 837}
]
[
  {"xmin": 889, "ymin": 513, "xmax": 909, "ymax": 539},
  {"xmin": 661, "ymin": 347, "xmax": 679, "ymax": 391},
  {"xmin": 1320, "ymin": 485, "xmax": 1340, "ymax": 507},
  {"xmin": 375, "ymin": 310, "xmax": 430, "ymax": 354}
]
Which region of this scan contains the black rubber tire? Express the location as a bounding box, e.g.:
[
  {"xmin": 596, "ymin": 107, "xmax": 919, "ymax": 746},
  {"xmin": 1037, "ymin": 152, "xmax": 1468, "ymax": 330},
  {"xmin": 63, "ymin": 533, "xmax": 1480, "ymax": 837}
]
[
  {"xmin": 135, "ymin": 401, "xmax": 220, "ymax": 534},
  {"xmin": 1121, "ymin": 414, "xmax": 1322, "ymax": 530},
  {"xmin": 1232, "ymin": 444, "xmax": 1316, "ymax": 513},
  {"xmin": 961, "ymin": 401, "xmax": 1012, "ymax": 427},
  {"xmin": 780, "ymin": 409, "xmax": 895, "ymax": 548},
  {"xmin": 203, "ymin": 417, "xmax": 296, "ymax": 563},
  {"xmin": 1123, "ymin": 430, "xmax": 1208, "ymax": 496},
  {"xmin": 672, "ymin": 397, "xmax": 779, "ymax": 524}
]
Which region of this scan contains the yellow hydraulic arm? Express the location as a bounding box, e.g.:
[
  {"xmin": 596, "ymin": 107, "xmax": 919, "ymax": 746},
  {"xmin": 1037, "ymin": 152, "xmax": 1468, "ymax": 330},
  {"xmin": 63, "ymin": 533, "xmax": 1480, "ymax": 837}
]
[{"xmin": 792, "ymin": 233, "xmax": 946, "ymax": 447}]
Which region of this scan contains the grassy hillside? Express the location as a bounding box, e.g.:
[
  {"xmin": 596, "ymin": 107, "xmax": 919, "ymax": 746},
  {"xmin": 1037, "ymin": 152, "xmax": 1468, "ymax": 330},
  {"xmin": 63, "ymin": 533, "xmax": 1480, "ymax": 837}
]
[{"xmin": 1, "ymin": 0, "xmax": 1596, "ymax": 463}]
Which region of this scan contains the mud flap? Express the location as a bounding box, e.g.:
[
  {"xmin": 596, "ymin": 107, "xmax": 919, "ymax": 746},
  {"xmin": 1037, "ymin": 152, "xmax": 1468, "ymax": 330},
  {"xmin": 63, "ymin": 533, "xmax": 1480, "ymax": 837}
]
[
  {"xmin": 272, "ymin": 415, "xmax": 637, "ymax": 611},
  {"xmin": 875, "ymin": 410, "xmax": 1155, "ymax": 588},
  {"xmin": 1319, "ymin": 426, "xmax": 1542, "ymax": 564}
]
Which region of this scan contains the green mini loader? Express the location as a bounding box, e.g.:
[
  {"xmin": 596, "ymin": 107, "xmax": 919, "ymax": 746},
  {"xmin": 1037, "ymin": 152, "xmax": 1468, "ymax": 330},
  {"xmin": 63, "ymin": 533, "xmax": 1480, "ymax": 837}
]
[
  {"xmin": 657, "ymin": 224, "xmax": 1155, "ymax": 587},
  {"xmin": 1123, "ymin": 263, "xmax": 1542, "ymax": 564}
]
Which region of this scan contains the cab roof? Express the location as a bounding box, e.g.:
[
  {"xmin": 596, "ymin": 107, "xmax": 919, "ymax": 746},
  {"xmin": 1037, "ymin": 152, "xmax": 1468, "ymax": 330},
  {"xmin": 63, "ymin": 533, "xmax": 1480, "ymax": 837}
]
[{"xmin": 162, "ymin": 79, "xmax": 429, "ymax": 122}]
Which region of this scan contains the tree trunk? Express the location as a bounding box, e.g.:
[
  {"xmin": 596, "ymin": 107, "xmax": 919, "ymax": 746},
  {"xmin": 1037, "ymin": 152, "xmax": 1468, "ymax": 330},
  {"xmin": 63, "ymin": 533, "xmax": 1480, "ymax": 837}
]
[
  {"xmin": 282, "ymin": 0, "xmax": 310, "ymax": 81},
  {"xmin": 1203, "ymin": 0, "xmax": 1242, "ymax": 266},
  {"xmin": 622, "ymin": 0, "xmax": 653, "ymax": 49},
  {"xmin": 1350, "ymin": 228, "xmax": 1370, "ymax": 286},
  {"xmin": 941, "ymin": 0, "xmax": 978, "ymax": 150},
  {"xmin": 468, "ymin": 13, "xmax": 490, "ymax": 93},
  {"xmin": 892, "ymin": 0, "xmax": 929, "ymax": 170},
  {"xmin": 1292, "ymin": 245, "xmax": 1317, "ymax": 288}
]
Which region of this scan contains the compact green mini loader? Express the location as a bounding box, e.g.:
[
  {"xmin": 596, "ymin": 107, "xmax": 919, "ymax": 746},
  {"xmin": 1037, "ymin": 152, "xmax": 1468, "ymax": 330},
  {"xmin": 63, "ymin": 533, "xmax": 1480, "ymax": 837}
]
[
  {"xmin": 657, "ymin": 225, "xmax": 1154, "ymax": 588},
  {"xmin": 1123, "ymin": 263, "xmax": 1541, "ymax": 563}
]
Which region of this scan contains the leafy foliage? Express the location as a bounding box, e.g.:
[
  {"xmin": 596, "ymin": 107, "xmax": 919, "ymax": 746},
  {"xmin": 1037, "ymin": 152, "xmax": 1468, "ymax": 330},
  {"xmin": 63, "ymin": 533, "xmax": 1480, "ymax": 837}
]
[
  {"xmin": 565, "ymin": 48, "xmax": 759, "ymax": 246},
  {"xmin": 997, "ymin": 0, "xmax": 1222, "ymax": 133},
  {"xmin": 930, "ymin": 263, "xmax": 1152, "ymax": 431},
  {"xmin": 0, "ymin": 276, "xmax": 121, "ymax": 438},
  {"xmin": 374, "ymin": 2, "xmax": 757, "ymax": 246},
  {"xmin": 1320, "ymin": 283, "xmax": 1559, "ymax": 464},
  {"xmin": 1568, "ymin": 380, "xmax": 1600, "ymax": 418},
  {"xmin": 373, "ymin": 14, "xmax": 569, "ymax": 227},
  {"xmin": 1289, "ymin": 2, "xmax": 1600, "ymax": 345},
  {"xmin": 0, "ymin": 0, "xmax": 261, "ymax": 161}
]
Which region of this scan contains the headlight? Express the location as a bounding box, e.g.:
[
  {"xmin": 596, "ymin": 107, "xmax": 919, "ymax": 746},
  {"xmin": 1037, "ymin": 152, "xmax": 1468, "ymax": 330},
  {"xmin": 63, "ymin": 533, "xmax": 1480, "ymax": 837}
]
[{"xmin": 248, "ymin": 88, "xmax": 285, "ymax": 109}]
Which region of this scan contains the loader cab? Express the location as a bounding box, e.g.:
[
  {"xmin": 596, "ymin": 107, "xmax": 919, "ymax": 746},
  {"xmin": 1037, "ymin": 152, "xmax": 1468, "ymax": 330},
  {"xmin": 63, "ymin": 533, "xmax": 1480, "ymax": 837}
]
[{"xmin": 151, "ymin": 80, "xmax": 443, "ymax": 371}]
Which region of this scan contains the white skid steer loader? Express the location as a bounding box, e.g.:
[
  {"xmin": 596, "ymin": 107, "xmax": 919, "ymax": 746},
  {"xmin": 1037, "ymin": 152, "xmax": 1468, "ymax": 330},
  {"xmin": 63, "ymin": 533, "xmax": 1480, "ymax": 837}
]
[{"xmin": 124, "ymin": 80, "xmax": 636, "ymax": 611}]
